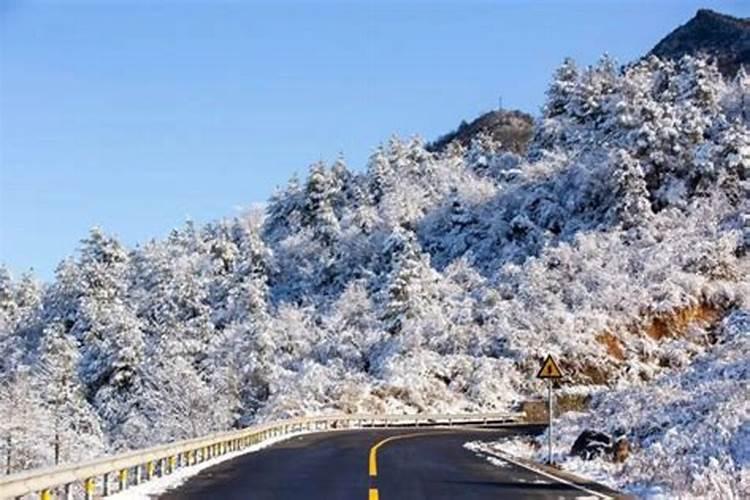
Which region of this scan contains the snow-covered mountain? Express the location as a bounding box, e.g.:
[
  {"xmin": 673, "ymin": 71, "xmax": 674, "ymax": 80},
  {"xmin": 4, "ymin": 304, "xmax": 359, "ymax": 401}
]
[{"xmin": 0, "ymin": 14, "xmax": 748, "ymax": 497}]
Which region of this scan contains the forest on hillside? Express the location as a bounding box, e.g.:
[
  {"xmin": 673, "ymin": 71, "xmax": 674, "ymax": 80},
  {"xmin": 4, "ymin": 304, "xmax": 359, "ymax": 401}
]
[{"xmin": 1, "ymin": 54, "xmax": 748, "ymax": 496}]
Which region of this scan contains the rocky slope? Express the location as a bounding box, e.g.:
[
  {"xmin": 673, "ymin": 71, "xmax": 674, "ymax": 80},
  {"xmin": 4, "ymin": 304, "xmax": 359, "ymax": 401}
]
[
  {"xmin": 428, "ymin": 109, "xmax": 534, "ymax": 155},
  {"xmin": 650, "ymin": 9, "xmax": 750, "ymax": 77}
]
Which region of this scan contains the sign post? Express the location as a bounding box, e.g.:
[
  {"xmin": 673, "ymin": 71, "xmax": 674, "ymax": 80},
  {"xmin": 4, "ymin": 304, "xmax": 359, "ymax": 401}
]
[{"xmin": 536, "ymin": 354, "xmax": 563, "ymax": 465}]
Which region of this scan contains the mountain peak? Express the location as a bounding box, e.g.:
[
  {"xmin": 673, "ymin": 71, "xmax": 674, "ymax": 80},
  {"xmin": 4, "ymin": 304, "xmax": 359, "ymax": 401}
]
[{"xmin": 649, "ymin": 9, "xmax": 750, "ymax": 76}]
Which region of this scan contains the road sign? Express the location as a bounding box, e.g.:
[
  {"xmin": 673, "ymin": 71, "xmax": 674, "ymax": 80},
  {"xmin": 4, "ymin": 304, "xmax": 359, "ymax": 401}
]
[
  {"xmin": 537, "ymin": 354, "xmax": 563, "ymax": 379},
  {"xmin": 536, "ymin": 354, "xmax": 563, "ymax": 465}
]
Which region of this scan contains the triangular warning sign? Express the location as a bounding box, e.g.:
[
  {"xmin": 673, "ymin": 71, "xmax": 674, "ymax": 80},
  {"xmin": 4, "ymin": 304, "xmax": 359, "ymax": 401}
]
[{"xmin": 537, "ymin": 354, "xmax": 563, "ymax": 379}]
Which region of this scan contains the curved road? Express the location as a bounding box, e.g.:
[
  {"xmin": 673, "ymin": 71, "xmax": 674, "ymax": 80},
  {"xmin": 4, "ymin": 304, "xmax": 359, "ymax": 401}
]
[{"xmin": 159, "ymin": 426, "xmax": 617, "ymax": 499}]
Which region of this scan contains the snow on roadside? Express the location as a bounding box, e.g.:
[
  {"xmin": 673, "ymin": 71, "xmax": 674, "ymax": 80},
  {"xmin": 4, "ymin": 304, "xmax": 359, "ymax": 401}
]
[
  {"xmin": 107, "ymin": 431, "xmax": 308, "ymax": 499},
  {"xmin": 469, "ymin": 311, "xmax": 750, "ymax": 499}
]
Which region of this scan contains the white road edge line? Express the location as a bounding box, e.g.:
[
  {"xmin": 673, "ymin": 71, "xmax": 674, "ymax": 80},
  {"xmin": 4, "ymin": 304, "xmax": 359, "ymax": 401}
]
[{"xmin": 478, "ymin": 448, "xmax": 614, "ymax": 499}]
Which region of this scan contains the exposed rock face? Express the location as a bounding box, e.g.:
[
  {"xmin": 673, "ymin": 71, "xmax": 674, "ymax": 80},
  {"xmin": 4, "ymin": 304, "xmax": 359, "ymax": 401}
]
[
  {"xmin": 571, "ymin": 429, "xmax": 613, "ymax": 460},
  {"xmin": 649, "ymin": 9, "xmax": 750, "ymax": 77},
  {"xmin": 571, "ymin": 430, "xmax": 631, "ymax": 463},
  {"xmin": 428, "ymin": 109, "xmax": 534, "ymax": 155}
]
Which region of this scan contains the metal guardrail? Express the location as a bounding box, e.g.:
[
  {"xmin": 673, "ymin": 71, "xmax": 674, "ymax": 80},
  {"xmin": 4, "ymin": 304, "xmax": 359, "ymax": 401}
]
[{"xmin": 0, "ymin": 411, "xmax": 523, "ymax": 499}]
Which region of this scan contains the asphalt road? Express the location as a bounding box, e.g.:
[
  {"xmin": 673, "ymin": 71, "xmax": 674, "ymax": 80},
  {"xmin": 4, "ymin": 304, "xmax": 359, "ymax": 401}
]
[{"xmin": 158, "ymin": 426, "xmax": 616, "ymax": 500}]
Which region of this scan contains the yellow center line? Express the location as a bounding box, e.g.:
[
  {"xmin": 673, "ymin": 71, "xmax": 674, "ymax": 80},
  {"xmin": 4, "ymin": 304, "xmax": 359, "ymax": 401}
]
[
  {"xmin": 367, "ymin": 429, "xmax": 455, "ymax": 499},
  {"xmin": 369, "ymin": 430, "xmax": 455, "ymax": 476},
  {"xmin": 366, "ymin": 426, "xmax": 512, "ymax": 499}
]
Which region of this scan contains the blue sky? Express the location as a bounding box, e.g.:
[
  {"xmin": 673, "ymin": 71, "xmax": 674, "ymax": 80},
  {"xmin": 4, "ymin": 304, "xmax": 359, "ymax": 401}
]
[{"xmin": 1, "ymin": 0, "xmax": 749, "ymax": 280}]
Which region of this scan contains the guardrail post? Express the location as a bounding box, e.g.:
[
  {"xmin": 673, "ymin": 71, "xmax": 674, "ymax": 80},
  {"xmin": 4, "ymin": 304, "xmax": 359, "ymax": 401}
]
[
  {"xmin": 64, "ymin": 483, "xmax": 73, "ymax": 500},
  {"xmin": 170, "ymin": 455, "xmax": 177, "ymax": 473},
  {"xmin": 135, "ymin": 464, "xmax": 142, "ymax": 485},
  {"xmin": 103, "ymin": 473, "xmax": 110, "ymax": 496},
  {"xmin": 119, "ymin": 468, "xmax": 128, "ymax": 491},
  {"xmin": 84, "ymin": 477, "xmax": 95, "ymax": 500}
]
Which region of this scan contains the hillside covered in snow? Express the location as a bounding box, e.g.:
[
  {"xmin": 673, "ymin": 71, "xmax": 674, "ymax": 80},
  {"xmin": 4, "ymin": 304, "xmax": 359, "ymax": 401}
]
[{"xmin": 1, "ymin": 51, "xmax": 748, "ymax": 496}]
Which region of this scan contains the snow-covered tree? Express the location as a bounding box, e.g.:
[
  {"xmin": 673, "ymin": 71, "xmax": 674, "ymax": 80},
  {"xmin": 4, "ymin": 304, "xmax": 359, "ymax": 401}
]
[
  {"xmin": 544, "ymin": 57, "xmax": 580, "ymax": 118},
  {"xmin": 304, "ymin": 162, "xmax": 341, "ymax": 245},
  {"xmin": 610, "ymin": 149, "xmax": 653, "ymax": 229},
  {"xmin": 36, "ymin": 323, "xmax": 104, "ymax": 463},
  {"xmin": 0, "ymin": 368, "xmax": 53, "ymax": 472}
]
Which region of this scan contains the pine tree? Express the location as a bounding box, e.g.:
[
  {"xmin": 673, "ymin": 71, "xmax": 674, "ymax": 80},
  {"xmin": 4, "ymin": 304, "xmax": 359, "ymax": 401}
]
[
  {"xmin": 47, "ymin": 228, "xmax": 148, "ymax": 448},
  {"xmin": 568, "ymin": 54, "xmax": 618, "ymax": 122},
  {"xmin": 37, "ymin": 323, "xmax": 104, "ymax": 464},
  {"xmin": 304, "ymin": 162, "xmax": 341, "ymax": 246},
  {"xmin": 380, "ymin": 230, "xmax": 436, "ymax": 334},
  {"xmin": 0, "ymin": 266, "xmax": 15, "ymax": 326},
  {"xmin": 544, "ymin": 58, "xmax": 580, "ymax": 118},
  {"xmin": 367, "ymin": 146, "xmax": 392, "ymax": 205},
  {"xmin": 0, "ymin": 368, "xmax": 53, "ymax": 472},
  {"xmin": 0, "ymin": 267, "xmax": 18, "ymax": 379},
  {"xmin": 611, "ymin": 149, "xmax": 652, "ymax": 229}
]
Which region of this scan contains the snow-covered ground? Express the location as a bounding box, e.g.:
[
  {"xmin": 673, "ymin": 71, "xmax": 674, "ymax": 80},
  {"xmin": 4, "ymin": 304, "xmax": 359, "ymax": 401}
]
[{"xmin": 471, "ymin": 311, "xmax": 750, "ymax": 499}]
